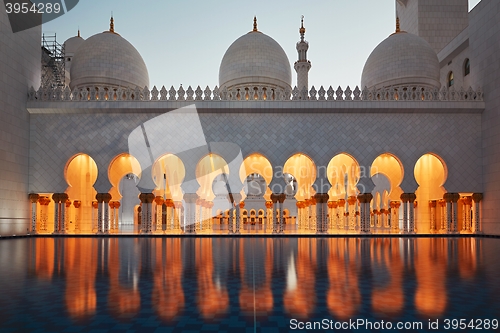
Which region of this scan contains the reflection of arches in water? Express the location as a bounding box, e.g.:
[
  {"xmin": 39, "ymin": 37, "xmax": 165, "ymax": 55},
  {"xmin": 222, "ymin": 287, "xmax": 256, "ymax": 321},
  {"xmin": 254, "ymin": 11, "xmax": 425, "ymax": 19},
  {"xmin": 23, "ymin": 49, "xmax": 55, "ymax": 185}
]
[
  {"xmin": 327, "ymin": 238, "xmax": 361, "ymax": 319},
  {"xmin": 414, "ymin": 153, "xmax": 447, "ymax": 233},
  {"xmin": 370, "ymin": 238, "xmax": 404, "ymax": 317},
  {"xmin": 414, "ymin": 238, "xmax": 448, "ymax": 317}
]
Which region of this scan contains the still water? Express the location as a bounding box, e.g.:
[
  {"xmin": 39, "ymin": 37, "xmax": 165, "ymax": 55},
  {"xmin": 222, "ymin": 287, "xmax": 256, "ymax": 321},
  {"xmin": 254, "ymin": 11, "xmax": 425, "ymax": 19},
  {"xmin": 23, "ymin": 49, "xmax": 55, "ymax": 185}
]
[{"xmin": 0, "ymin": 237, "xmax": 499, "ymax": 332}]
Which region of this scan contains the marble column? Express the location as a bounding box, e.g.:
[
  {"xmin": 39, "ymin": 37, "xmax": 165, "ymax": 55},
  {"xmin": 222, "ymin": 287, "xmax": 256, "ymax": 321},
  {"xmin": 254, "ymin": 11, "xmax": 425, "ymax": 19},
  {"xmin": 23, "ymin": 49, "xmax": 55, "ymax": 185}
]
[
  {"xmin": 73, "ymin": 200, "xmax": 81, "ymax": 233},
  {"xmin": 92, "ymin": 200, "xmax": 98, "ymax": 233},
  {"xmin": 314, "ymin": 193, "xmax": 329, "ymax": 234},
  {"xmin": 278, "ymin": 193, "xmax": 286, "ymax": 234},
  {"xmin": 183, "ymin": 193, "xmax": 198, "ymax": 234},
  {"xmin": 237, "ymin": 200, "xmax": 244, "ymax": 234},
  {"xmin": 472, "ymin": 193, "xmax": 483, "ymax": 234},
  {"xmin": 139, "ymin": 193, "xmax": 155, "ymax": 234},
  {"xmin": 155, "ymin": 196, "xmax": 164, "ymax": 233},
  {"xmin": 29, "ymin": 193, "xmax": 39, "ymax": 234},
  {"xmin": 296, "ymin": 201, "xmax": 304, "ymax": 231},
  {"xmin": 62, "ymin": 196, "xmax": 70, "ymax": 234},
  {"xmin": 358, "ymin": 193, "xmax": 373, "ymax": 234},
  {"xmin": 51, "ymin": 193, "xmax": 61, "ymax": 234},
  {"xmin": 38, "ymin": 196, "xmax": 50, "ymax": 232},
  {"xmin": 173, "ymin": 201, "xmax": 182, "ymax": 231},
  {"xmin": 429, "ymin": 200, "xmax": 437, "ymax": 233},
  {"xmin": 347, "ymin": 196, "xmax": 357, "ymax": 232},
  {"xmin": 443, "ymin": 193, "xmax": 453, "ymax": 234},
  {"xmin": 337, "ymin": 199, "xmax": 346, "ymax": 232},
  {"xmin": 408, "ymin": 193, "xmax": 417, "ymax": 234},
  {"xmin": 390, "ymin": 201, "xmax": 400, "ymax": 233},
  {"xmin": 102, "ymin": 193, "xmax": 112, "ymax": 234},
  {"xmin": 400, "ymin": 193, "xmax": 410, "ymax": 234},
  {"xmin": 265, "ymin": 201, "xmax": 273, "ymax": 233},
  {"xmin": 270, "ymin": 194, "xmax": 279, "ymax": 234}
]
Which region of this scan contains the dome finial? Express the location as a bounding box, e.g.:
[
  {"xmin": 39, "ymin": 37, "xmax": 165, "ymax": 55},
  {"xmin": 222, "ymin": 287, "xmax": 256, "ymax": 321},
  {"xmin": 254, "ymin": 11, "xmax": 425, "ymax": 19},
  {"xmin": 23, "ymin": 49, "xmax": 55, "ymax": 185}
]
[
  {"xmin": 396, "ymin": 16, "xmax": 400, "ymax": 33},
  {"xmin": 253, "ymin": 16, "xmax": 258, "ymax": 32},
  {"xmin": 299, "ymin": 15, "xmax": 306, "ymax": 41},
  {"xmin": 110, "ymin": 13, "xmax": 115, "ymax": 33},
  {"xmin": 77, "ymin": 27, "xmax": 80, "ymax": 37}
]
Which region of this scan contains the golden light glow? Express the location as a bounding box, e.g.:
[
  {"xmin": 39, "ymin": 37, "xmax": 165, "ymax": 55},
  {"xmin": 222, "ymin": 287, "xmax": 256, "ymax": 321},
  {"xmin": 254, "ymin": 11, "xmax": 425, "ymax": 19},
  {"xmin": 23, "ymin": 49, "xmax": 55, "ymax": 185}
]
[
  {"xmin": 65, "ymin": 153, "xmax": 98, "ymax": 233},
  {"xmin": 196, "ymin": 153, "xmax": 229, "ymax": 201},
  {"xmin": 151, "ymin": 153, "xmax": 185, "ymax": 201},
  {"xmin": 371, "ymin": 153, "xmax": 404, "ymax": 201},
  {"xmin": 283, "ymin": 153, "xmax": 316, "ymax": 201},
  {"xmin": 327, "ymin": 153, "xmax": 360, "ymax": 200},
  {"xmin": 108, "ymin": 153, "xmax": 142, "ymax": 200},
  {"xmin": 414, "ymin": 153, "xmax": 447, "ymax": 233}
]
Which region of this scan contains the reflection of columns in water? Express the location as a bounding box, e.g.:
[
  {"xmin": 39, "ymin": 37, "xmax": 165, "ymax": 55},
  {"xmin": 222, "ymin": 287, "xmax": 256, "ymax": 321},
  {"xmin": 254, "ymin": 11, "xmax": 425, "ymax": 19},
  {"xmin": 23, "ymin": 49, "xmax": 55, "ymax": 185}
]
[
  {"xmin": 472, "ymin": 193, "xmax": 483, "ymax": 234},
  {"xmin": 327, "ymin": 238, "xmax": 361, "ymax": 319},
  {"xmin": 153, "ymin": 238, "xmax": 185, "ymax": 322},
  {"xmin": 29, "ymin": 193, "xmax": 39, "ymax": 234}
]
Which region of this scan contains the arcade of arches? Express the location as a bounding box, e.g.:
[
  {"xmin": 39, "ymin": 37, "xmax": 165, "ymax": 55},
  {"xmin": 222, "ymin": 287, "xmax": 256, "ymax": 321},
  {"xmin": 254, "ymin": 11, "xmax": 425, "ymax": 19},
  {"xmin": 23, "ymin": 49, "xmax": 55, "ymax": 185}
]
[{"xmin": 28, "ymin": 152, "xmax": 483, "ymax": 235}]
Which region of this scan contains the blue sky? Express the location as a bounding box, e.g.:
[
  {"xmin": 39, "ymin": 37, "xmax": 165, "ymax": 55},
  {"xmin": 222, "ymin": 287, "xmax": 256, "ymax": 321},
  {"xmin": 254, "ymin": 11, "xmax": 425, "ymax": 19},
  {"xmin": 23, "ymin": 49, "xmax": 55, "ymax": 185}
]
[{"xmin": 43, "ymin": 0, "xmax": 482, "ymax": 89}]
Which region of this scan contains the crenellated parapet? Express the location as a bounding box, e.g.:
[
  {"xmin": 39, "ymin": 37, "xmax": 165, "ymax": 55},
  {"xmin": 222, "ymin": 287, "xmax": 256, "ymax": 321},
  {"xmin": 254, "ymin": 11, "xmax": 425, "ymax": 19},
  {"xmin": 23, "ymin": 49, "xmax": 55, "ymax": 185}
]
[{"xmin": 27, "ymin": 84, "xmax": 484, "ymax": 102}]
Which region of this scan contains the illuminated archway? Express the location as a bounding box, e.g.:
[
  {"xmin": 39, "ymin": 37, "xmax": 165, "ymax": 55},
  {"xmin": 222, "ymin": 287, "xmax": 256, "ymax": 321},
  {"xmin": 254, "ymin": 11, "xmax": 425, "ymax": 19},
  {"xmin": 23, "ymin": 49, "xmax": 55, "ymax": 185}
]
[
  {"xmin": 108, "ymin": 153, "xmax": 142, "ymax": 201},
  {"xmin": 327, "ymin": 153, "xmax": 360, "ymax": 200},
  {"xmin": 196, "ymin": 153, "xmax": 229, "ymax": 201},
  {"xmin": 283, "ymin": 153, "xmax": 316, "ymax": 201},
  {"xmin": 65, "ymin": 153, "xmax": 98, "ymax": 233},
  {"xmin": 151, "ymin": 153, "xmax": 186, "ymax": 202},
  {"xmin": 414, "ymin": 153, "xmax": 447, "ymax": 233},
  {"xmin": 239, "ymin": 153, "xmax": 273, "ymax": 200},
  {"xmin": 370, "ymin": 153, "xmax": 404, "ymax": 202}
]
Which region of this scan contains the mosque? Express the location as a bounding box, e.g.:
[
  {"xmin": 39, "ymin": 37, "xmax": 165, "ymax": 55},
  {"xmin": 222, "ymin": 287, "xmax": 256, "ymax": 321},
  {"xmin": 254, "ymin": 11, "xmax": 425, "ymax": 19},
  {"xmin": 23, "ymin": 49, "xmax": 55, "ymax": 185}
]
[{"xmin": 1, "ymin": 0, "xmax": 499, "ymax": 236}]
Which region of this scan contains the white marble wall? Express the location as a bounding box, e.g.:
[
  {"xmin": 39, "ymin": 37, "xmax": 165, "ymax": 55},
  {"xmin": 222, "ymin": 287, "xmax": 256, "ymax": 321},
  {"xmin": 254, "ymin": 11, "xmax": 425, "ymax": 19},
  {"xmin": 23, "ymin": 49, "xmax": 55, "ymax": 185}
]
[
  {"xmin": 468, "ymin": 0, "xmax": 500, "ymax": 234},
  {"xmin": 0, "ymin": 10, "xmax": 41, "ymax": 234},
  {"xmin": 397, "ymin": 0, "xmax": 469, "ymax": 54}
]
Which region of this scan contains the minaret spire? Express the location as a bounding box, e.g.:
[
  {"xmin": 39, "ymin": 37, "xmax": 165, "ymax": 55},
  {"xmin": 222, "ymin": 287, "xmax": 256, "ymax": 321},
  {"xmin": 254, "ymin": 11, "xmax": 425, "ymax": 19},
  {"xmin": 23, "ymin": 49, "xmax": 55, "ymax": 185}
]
[
  {"xmin": 299, "ymin": 15, "xmax": 305, "ymax": 41},
  {"xmin": 77, "ymin": 28, "xmax": 80, "ymax": 37},
  {"xmin": 253, "ymin": 16, "xmax": 258, "ymax": 32},
  {"xmin": 396, "ymin": 16, "xmax": 401, "ymax": 33},
  {"xmin": 110, "ymin": 15, "xmax": 114, "ymax": 33},
  {"xmin": 294, "ymin": 15, "xmax": 311, "ymax": 97}
]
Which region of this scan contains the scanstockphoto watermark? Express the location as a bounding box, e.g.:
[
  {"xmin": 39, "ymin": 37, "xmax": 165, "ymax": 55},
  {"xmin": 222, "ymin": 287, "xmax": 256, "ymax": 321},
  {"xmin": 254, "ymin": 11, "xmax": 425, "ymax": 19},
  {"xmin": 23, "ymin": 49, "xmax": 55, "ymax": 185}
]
[
  {"xmin": 4, "ymin": 0, "xmax": 79, "ymax": 33},
  {"xmin": 290, "ymin": 318, "xmax": 424, "ymax": 331}
]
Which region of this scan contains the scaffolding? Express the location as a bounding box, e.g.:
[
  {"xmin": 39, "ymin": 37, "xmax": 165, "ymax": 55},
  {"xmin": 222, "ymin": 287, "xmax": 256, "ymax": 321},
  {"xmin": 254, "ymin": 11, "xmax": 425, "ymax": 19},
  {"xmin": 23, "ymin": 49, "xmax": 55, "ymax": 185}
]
[{"xmin": 41, "ymin": 33, "xmax": 65, "ymax": 88}]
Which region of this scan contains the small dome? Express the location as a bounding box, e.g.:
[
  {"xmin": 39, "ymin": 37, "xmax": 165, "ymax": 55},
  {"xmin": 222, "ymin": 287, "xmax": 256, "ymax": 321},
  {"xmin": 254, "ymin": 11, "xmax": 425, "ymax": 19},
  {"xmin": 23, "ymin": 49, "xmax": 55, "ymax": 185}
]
[
  {"xmin": 70, "ymin": 28, "xmax": 149, "ymax": 90},
  {"xmin": 219, "ymin": 23, "xmax": 291, "ymax": 90},
  {"xmin": 361, "ymin": 31, "xmax": 440, "ymax": 90},
  {"xmin": 63, "ymin": 34, "xmax": 84, "ymax": 56}
]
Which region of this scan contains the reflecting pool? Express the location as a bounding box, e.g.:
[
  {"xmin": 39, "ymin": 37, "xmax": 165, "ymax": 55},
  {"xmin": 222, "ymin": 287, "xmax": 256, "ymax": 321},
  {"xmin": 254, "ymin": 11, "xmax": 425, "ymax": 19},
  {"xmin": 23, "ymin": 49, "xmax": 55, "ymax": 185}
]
[{"xmin": 0, "ymin": 237, "xmax": 499, "ymax": 332}]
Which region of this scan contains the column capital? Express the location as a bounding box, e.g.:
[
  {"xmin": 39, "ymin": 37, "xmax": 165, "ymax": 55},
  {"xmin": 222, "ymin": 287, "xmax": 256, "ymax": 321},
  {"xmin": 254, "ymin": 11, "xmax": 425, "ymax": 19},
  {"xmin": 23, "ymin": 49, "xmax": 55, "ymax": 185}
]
[
  {"xmin": 139, "ymin": 193, "xmax": 154, "ymax": 203},
  {"xmin": 96, "ymin": 193, "xmax": 111, "ymax": 203},
  {"xmin": 65, "ymin": 199, "xmax": 72, "ymax": 207},
  {"xmin": 239, "ymin": 201, "xmax": 245, "ymax": 209},
  {"xmin": 400, "ymin": 193, "xmax": 410, "ymax": 203},
  {"xmin": 347, "ymin": 195, "xmax": 357, "ymax": 206},
  {"xmin": 313, "ymin": 193, "xmax": 329, "ymax": 203},
  {"xmin": 29, "ymin": 193, "xmax": 39, "ymax": 203},
  {"xmin": 92, "ymin": 201, "xmax": 98, "ymax": 209},
  {"xmin": 52, "ymin": 193, "xmax": 61, "ymax": 203},
  {"xmin": 337, "ymin": 198, "xmax": 346, "ymax": 206},
  {"xmin": 270, "ymin": 193, "xmax": 280, "ymax": 204},
  {"xmin": 155, "ymin": 196, "xmax": 164, "ymax": 206},
  {"xmin": 407, "ymin": 193, "xmax": 417, "ymax": 203},
  {"xmin": 327, "ymin": 201, "xmax": 337, "ymax": 209},
  {"xmin": 165, "ymin": 199, "xmax": 174, "ymax": 207},
  {"xmin": 429, "ymin": 200, "xmax": 437, "ymax": 208},
  {"xmin": 183, "ymin": 193, "xmax": 199, "ymax": 203},
  {"xmin": 73, "ymin": 200, "xmax": 81, "ymax": 208},
  {"xmin": 265, "ymin": 201, "xmax": 273, "ymax": 209},
  {"xmin": 472, "ymin": 193, "xmax": 483, "ymax": 203}
]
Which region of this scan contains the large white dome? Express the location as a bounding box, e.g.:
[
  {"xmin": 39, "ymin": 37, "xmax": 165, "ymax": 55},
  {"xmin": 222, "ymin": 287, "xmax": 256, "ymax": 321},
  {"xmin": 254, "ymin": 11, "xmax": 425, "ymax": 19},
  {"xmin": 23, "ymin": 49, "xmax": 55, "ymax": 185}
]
[
  {"xmin": 361, "ymin": 31, "xmax": 440, "ymax": 90},
  {"xmin": 70, "ymin": 28, "xmax": 149, "ymax": 90},
  {"xmin": 219, "ymin": 26, "xmax": 292, "ymax": 90}
]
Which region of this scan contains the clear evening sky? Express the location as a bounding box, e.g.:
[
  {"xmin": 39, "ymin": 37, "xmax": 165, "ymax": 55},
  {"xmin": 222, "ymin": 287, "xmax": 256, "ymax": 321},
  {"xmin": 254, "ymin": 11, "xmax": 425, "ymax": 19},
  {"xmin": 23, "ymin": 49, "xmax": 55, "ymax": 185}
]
[{"xmin": 42, "ymin": 0, "xmax": 482, "ymax": 89}]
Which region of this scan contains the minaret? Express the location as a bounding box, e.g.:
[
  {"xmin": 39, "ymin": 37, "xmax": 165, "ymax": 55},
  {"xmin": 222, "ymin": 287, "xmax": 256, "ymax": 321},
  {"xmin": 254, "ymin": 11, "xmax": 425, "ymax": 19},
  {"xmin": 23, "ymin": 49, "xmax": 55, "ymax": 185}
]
[{"xmin": 294, "ymin": 16, "xmax": 311, "ymax": 94}]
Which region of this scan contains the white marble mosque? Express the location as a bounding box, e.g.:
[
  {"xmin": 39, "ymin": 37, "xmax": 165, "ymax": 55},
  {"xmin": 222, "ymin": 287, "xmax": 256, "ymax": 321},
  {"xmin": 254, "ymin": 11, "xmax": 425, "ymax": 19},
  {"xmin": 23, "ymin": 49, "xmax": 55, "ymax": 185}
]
[{"xmin": 2, "ymin": 0, "xmax": 500, "ymax": 236}]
